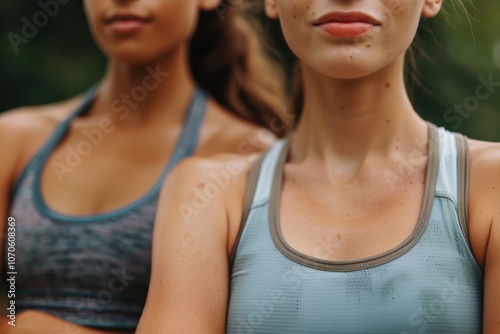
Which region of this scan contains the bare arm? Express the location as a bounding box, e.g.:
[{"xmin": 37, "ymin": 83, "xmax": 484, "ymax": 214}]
[
  {"xmin": 137, "ymin": 156, "xmax": 245, "ymax": 333},
  {"xmin": 483, "ymin": 211, "xmax": 500, "ymax": 333},
  {"xmin": 0, "ymin": 116, "xmax": 23, "ymax": 272},
  {"xmin": 0, "ymin": 117, "xmax": 19, "ymax": 329},
  {"xmin": 469, "ymin": 141, "xmax": 500, "ymax": 333},
  {"xmin": 482, "ymin": 162, "xmax": 500, "ymax": 333}
]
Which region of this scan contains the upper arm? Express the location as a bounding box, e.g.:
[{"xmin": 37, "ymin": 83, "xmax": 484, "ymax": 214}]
[
  {"xmin": 484, "ymin": 210, "xmax": 500, "ymax": 333},
  {"xmin": 0, "ymin": 114, "xmax": 25, "ymax": 270},
  {"xmin": 468, "ymin": 141, "xmax": 500, "ymax": 333},
  {"xmin": 482, "ymin": 160, "xmax": 500, "ymax": 333},
  {"xmin": 136, "ymin": 157, "xmax": 235, "ymax": 334}
]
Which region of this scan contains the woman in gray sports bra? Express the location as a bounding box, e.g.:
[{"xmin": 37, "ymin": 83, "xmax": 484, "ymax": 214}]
[
  {"xmin": 138, "ymin": 0, "xmax": 499, "ymax": 333},
  {"xmin": 0, "ymin": 1, "xmax": 288, "ymax": 333}
]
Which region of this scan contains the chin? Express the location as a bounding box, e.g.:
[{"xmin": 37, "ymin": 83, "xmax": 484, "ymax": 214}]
[
  {"xmin": 103, "ymin": 47, "xmax": 160, "ymax": 66},
  {"xmin": 308, "ymin": 58, "xmax": 385, "ymax": 80}
]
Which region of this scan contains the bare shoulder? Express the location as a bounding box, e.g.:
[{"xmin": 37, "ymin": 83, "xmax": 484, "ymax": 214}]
[
  {"xmin": 468, "ymin": 139, "xmax": 500, "ymax": 187},
  {"xmin": 198, "ymin": 100, "xmax": 278, "ymax": 156},
  {"xmin": 466, "ymin": 139, "xmax": 500, "ymax": 269},
  {"xmin": 468, "ymin": 140, "xmax": 500, "ymax": 331},
  {"xmin": 0, "ymin": 97, "xmax": 80, "ymax": 147},
  {"xmin": 0, "ymin": 97, "xmax": 81, "ymax": 174},
  {"xmin": 161, "ymin": 152, "xmax": 257, "ymax": 210},
  {"xmin": 0, "ymin": 97, "xmax": 79, "ymax": 134},
  {"xmin": 468, "ymin": 138, "xmax": 500, "ymax": 212},
  {"xmin": 0, "ymin": 98, "xmax": 79, "ymax": 188},
  {"xmin": 159, "ymin": 152, "xmax": 259, "ymax": 252}
]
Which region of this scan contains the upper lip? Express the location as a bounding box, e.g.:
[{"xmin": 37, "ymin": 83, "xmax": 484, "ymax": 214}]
[
  {"xmin": 105, "ymin": 12, "xmax": 152, "ymax": 24},
  {"xmin": 313, "ymin": 11, "xmax": 380, "ymax": 26}
]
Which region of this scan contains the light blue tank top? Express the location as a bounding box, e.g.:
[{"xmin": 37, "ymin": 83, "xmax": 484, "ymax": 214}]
[
  {"xmin": 227, "ymin": 125, "xmax": 483, "ymax": 333},
  {"xmin": 5, "ymin": 87, "xmax": 207, "ymax": 331}
]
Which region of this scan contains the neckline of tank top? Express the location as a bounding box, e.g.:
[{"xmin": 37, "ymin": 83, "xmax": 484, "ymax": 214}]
[
  {"xmin": 31, "ymin": 86, "xmax": 208, "ymax": 223},
  {"xmin": 267, "ymin": 122, "xmax": 440, "ymax": 272}
]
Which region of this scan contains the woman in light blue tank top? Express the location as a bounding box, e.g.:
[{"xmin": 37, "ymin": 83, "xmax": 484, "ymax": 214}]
[
  {"xmin": 0, "ymin": 1, "xmax": 288, "ymax": 333},
  {"xmin": 138, "ymin": 0, "xmax": 500, "ymax": 333}
]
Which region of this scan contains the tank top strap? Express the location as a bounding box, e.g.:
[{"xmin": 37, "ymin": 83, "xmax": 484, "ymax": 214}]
[
  {"xmin": 36, "ymin": 88, "xmax": 98, "ymax": 163},
  {"xmin": 11, "ymin": 88, "xmax": 97, "ymax": 197},
  {"xmin": 434, "ymin": 126, "xmax": 471, "ymax": 246},
  {"xmin": 252, "ymin": 138, "xmax": 290, "ymax": 205},
  {"xmin": 435, "ymin": 126, "xmax": 459, "ymax": 198},
  {"xmin": 228, "ymin": 138, "xmax": 289, "ymax": 269},
  {"xmin": 37, "ymin": 86, "xmax": 205, "ymax": 175},
  {"xmin": 12, "ymin": 86, "xmax": 207, "ymax": 222},
  {"xmin": 157, "ymin": 86, "xmax": 208, "ymax": 182}
]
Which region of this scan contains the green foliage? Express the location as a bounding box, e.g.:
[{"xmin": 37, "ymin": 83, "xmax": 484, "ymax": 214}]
[
  {"xmin": 413, "ymin": 0, "xmax": 500, "ymax": 140},
  {"xmin": 0, "ymin": 2, "xmax": 105, "ymax": 109},
  {"xmin": 0, "ymin": 1, "xmax": 498, "ymax": 140}
]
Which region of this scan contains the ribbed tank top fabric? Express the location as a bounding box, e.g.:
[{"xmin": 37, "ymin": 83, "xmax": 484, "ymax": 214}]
[
  {"xmin": 227, "ymin": 125, "xmax": 483, "ymax": 333},
  {"xmin": 5, "ymin": 87, "xmax": 207, "ymax": 330}
]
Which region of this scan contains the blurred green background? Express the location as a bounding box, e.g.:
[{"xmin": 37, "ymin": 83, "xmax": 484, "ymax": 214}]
[{"xmin": 0, "ymin": 1, "xmax": 498, "ymax": 140}]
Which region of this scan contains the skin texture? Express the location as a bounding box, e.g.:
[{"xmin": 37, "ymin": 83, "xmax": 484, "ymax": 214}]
[
  {"xmin": 137, "ymin": 0, "xmax": 500, "ymax": 333},
  {"xmin": 269, "ymin": 0, "xmax": 428, "ymax": 80},
  {"xmin": 0, "ymin": 0, "xmax": 276, "ymax": 333}
]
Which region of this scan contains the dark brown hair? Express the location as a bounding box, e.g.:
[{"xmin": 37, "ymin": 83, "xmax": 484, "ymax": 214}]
[{"xmin": 189, "ymin": 1, "xmax": 289, "ymax": 137}]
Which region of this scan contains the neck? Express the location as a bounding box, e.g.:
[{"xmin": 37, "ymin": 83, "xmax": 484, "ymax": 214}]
[
  {"xmin": 91, "ymin": 46, "xmax": 195, "ymax": 125},
  {"xmin": 292, "ymin": 56, "xmax": 428, "ymax": 164}
]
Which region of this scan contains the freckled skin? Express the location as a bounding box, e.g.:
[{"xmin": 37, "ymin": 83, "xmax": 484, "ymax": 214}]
[{"xmin": 269, "ymin": 0, "xmax": 424, "ymax": 79}]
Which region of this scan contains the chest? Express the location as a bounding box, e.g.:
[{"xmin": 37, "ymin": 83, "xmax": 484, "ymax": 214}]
[
  {"xmin": 278, "ymin": 167, "xmax": 427, "ymax": 261},
  {"xmin": 38, "ymin": 124, "xmax": 181, "ymax": 215}
]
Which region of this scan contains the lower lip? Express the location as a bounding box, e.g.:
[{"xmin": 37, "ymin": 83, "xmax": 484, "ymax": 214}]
[
  {"xmin": 108, "ymin": 20, "xmax": 149, "ymax": 34},
  {"xmin": 318, "ymin": 22, "xmax": 376, "ymax": 38}
]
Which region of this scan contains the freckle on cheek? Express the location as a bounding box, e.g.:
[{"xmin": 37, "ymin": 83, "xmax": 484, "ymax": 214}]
[{"xmin": 387, "ymin": 0, "xmax": 403, "ymax": 14}]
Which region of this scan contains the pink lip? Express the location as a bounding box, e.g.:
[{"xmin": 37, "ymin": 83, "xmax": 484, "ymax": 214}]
[
  {"xmin": 106, "ymin": 14, "xmax": 152, "ymax": 35},
  {"xmin": 313, "ymin": 12, "xmax": 380, "ymax": 38}
]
